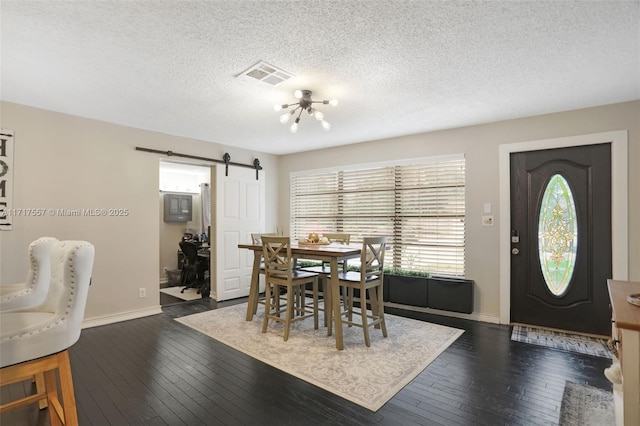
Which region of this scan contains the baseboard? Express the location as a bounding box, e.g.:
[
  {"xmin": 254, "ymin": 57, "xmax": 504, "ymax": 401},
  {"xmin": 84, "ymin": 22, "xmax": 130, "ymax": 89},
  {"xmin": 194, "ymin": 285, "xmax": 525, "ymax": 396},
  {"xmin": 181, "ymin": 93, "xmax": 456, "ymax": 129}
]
[
  {"xmin": 79, "ymin": 301, "xmax": 499, "ymax": 329},
  {"xmin": 82, "ymin": 305, "xmax": 163, "ymax": 329},
  {"xmin": 384, "ymin": 301, "xmax": 500, "ymax": 324}
]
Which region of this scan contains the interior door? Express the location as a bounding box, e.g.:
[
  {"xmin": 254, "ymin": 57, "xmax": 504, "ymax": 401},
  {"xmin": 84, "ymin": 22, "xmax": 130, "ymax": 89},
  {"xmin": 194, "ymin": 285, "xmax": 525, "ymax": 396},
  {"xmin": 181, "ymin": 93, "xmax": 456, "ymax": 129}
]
[
  {"xmin": 214, "ymin": 166, "xmax": 265, "ymax": 301},
  {"xmin": 510, "ymin": 143, "xmax": 612, "ymax": 335}
]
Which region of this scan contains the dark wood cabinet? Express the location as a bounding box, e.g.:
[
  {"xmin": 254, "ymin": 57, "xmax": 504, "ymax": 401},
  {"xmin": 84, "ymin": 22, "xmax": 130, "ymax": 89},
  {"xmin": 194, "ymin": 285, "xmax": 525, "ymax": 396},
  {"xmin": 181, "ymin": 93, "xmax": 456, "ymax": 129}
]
[{"xmin": 163, "ymin": 193, "xmax": 192, "ymax": 222}]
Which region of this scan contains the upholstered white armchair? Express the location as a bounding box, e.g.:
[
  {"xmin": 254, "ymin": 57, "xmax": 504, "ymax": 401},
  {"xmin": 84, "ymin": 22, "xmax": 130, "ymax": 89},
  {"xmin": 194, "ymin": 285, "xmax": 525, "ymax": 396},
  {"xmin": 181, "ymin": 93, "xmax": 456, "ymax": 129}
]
[
  {"xmin": 0, "ymin": 236, "xmax": 58, "ymax": 311},
  {"xmin": 0, "ymin": 240, "xmax": 95, "ymax": 425}
]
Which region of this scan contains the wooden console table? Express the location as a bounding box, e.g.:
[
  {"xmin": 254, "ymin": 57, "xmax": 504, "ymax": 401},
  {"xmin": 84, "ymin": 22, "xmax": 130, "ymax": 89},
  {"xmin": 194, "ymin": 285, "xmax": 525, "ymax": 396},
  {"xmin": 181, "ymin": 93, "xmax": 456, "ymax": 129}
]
[{"xmin": 607, "ymin": 279, "xmax": 640, "ymax": 426}]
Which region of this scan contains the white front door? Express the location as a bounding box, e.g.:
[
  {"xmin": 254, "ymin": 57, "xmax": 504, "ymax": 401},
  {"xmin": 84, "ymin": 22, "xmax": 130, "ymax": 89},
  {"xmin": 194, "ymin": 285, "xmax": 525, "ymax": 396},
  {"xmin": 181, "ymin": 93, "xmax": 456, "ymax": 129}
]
[{"xmin": 214, "ymin": 166, "xmax": 265, "ymax": 301}]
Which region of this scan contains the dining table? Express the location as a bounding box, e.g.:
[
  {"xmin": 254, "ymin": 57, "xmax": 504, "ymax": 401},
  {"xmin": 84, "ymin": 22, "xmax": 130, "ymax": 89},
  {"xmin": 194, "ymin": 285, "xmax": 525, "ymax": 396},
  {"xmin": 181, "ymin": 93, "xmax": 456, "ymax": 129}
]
[{"xmin": 238, "ymin": 241, "xmax": 361, "ymax": 350}]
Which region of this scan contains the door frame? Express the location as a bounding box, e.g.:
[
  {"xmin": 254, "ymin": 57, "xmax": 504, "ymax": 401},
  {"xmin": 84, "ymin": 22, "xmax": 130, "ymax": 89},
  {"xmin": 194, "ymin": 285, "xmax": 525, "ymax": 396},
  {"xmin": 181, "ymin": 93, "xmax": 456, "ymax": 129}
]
[{"xmin": 498, "ymin": 130, "xmax": 628, "ymax": 325}]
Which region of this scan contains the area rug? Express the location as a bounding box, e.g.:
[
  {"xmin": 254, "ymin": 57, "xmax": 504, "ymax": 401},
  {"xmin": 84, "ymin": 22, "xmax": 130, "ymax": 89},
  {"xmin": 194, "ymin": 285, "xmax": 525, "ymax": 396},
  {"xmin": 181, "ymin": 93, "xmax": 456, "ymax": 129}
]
[
  {"xmin": 511, "ymin": 325, "xmax": 612, "ymax": 359},
  {"xmin": 176, "ymin": 303, "xmax": 463, "ymax": 411},
  {"xmin": 559, "ymin": 382, "xmax": 614, "ymax": 425},
  {"xmin": 159, "ymin": 286, "xmax": 202, "ymax": 301}
]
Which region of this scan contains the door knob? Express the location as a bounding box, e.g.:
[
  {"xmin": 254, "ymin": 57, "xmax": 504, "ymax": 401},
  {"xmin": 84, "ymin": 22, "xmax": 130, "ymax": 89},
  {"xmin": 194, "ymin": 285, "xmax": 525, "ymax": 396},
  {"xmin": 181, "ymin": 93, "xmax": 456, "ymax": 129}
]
[{"xmin": 512, "ymin": 248, "xmax": 520, "ymax": 255}]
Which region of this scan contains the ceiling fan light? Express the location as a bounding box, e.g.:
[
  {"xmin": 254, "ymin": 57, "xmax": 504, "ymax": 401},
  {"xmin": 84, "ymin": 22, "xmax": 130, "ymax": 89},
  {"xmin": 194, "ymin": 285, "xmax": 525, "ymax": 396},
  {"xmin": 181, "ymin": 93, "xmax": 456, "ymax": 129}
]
[{"xmin": 275, "ymin": 89, "xmax": 336, "ymax": 133}]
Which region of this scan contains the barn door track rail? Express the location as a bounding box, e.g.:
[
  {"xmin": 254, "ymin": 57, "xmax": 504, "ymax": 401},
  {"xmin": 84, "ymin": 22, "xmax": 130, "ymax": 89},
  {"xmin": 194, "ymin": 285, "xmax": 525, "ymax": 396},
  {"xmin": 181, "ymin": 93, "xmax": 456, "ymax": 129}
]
[{"xmin": 136, "ymin": 147, "xmax": 262, "ymax": 179}]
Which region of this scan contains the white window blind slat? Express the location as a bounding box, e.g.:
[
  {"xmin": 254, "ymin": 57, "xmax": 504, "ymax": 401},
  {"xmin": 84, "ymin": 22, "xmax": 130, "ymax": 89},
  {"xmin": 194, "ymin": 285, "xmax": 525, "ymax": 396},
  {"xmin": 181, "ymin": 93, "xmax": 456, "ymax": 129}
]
[{"xmin": 291, "ymin": 157, "xmax": 466, "ymax": 276}]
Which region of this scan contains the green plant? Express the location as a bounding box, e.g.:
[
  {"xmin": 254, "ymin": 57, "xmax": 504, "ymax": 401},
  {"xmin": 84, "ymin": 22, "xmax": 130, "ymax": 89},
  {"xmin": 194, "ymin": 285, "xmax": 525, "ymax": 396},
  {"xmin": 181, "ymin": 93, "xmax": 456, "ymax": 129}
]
[
  {"xmin": 343, "ymin": 264, "xmax": 429, "ymax": 278},
  {"xmin": 384, "ymin": 268, "xmax": 430, "ymax": 278},
  {"xmin": 295, "ymin": 260, "xmax": 322, "ymax": 268}
]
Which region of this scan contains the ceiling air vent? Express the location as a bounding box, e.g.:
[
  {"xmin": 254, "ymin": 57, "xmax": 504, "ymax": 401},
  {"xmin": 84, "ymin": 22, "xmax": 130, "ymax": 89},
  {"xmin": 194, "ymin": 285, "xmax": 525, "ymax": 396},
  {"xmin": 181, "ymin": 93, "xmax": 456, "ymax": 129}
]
[{"xmin": 238, "ymin": 61, "xmax": 293, "ymax": 86}]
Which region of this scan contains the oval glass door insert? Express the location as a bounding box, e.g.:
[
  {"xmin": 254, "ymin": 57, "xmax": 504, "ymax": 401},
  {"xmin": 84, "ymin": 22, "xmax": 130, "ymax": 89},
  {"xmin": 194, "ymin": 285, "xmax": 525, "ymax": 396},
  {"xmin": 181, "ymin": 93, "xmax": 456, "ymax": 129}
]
[{"xmin": 538, "ymin": 174, "xmax": 578, "ymax": 296}]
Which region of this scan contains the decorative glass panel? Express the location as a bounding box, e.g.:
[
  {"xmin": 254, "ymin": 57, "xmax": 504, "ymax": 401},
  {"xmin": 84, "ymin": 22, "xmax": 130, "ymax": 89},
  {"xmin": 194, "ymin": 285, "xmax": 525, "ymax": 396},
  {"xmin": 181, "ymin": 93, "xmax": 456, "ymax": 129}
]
[{"xmin": 538, "ymin": 174, "xmax": 578, "ymax": 296}]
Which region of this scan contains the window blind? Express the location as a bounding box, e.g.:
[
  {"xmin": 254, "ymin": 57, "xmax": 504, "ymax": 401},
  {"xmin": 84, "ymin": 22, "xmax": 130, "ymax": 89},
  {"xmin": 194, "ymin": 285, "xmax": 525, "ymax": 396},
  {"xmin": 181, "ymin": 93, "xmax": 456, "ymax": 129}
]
[{"xmin": 290, "ymin": 156, "xmax": 466, "ymax": 276}]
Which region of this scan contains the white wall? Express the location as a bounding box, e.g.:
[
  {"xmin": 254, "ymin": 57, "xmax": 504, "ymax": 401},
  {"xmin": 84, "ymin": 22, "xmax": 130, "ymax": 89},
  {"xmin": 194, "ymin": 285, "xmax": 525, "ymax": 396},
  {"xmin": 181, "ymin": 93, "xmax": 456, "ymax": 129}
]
[
  {"xmin": 0, "ymin": 101, "xmax": 278, "ymax": 325},
  {"xmin": 277, "ymin": 100, "xmax": 640, "ymax": 322}
]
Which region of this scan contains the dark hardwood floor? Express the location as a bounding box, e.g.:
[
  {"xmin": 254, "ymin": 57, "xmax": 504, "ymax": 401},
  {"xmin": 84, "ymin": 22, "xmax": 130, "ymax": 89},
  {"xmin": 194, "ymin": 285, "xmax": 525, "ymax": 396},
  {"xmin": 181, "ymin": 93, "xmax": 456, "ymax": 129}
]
[{"xmin": 1, "ymin": 297, "xmax": 612, "ymax": 425}]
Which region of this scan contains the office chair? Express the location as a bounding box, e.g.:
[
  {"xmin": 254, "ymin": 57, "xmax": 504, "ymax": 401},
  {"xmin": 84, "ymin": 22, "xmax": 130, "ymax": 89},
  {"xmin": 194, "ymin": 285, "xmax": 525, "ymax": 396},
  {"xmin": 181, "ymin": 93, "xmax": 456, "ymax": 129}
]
[{"xmin": 179, "ymin": 241, "xmax": 208, "ymax": 295}]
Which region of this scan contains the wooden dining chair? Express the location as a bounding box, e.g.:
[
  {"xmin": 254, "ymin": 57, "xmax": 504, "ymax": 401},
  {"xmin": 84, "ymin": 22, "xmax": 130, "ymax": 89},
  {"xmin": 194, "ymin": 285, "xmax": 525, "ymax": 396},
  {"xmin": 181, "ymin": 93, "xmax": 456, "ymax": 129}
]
[
  {"xmin": 261, "ymin": 236, "xmax": 319, "ymax": 341},
  {"xmin": 251, "ymin": 233, "xmax": 280, "ymax": 309},
  {"xmin": 331, "ymin": 236, "xmax": 387, "ymax": 347}
]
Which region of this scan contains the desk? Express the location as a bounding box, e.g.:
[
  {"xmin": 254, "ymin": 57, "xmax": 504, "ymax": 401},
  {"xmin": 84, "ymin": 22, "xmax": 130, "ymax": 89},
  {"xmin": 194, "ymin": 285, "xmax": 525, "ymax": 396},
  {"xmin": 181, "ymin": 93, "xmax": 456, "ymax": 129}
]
[{"xmin": 238, "ymin": 242, "xmax": 361, "ymax": 350}]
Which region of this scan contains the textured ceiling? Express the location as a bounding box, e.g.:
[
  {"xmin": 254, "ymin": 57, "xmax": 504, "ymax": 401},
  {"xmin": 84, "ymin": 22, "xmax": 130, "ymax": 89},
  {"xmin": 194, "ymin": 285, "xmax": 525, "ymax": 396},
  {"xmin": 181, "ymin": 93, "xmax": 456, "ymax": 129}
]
[{"xmin": 1, "ymin": 1, "xmax": 639, "ymax": 155}]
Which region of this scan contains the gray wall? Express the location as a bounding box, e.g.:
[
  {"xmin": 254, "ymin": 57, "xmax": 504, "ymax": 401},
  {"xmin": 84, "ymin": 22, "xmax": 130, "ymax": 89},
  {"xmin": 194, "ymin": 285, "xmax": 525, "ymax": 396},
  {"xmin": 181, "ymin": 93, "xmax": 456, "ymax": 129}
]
[
  {"xmin": 0, "ymin": 101, "xmax": 279, "ymax": 324},
  {"xmin": 1, "ymin": 100, "xmax": 637, "ymax": 324},
  {"xmin": 277, "ymin": 100, "xmax": 640, "ymax": 321}
]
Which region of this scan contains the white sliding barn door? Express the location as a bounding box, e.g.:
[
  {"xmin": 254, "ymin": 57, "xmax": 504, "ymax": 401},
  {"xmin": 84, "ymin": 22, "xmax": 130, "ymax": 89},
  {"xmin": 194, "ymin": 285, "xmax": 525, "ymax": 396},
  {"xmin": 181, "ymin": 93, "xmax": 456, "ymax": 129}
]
[{"xmin": 214, "ymin": 166, "xmax": 265, "ymax": 301}]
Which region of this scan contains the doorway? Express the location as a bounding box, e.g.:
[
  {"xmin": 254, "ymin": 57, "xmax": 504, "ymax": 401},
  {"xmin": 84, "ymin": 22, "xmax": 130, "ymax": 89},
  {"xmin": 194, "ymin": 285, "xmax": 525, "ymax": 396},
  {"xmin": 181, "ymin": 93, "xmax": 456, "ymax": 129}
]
[
  {"xmin": 159, "ymin": 161, "xmax": 212, "ymax": 305},
  {"xmin": 510, "ymin": 144, "xmax": 611, "ymax": 335},
  {"xmin": 498, "ymin": 131, "xmax": 628, "ymax": 328}
]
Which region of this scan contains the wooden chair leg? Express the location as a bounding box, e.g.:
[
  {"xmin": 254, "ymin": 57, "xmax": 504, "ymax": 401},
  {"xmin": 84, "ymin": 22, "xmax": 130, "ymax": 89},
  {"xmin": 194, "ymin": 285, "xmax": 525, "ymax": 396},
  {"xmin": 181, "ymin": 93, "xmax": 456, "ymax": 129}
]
[
  {"xmin": 297, "ymin": 286, "xmax": 304, "ymax": 317},
  {"xmin": 35, "ymin": 372, "xmax": 47, "ymax": 409},
  {"xmin": 274, "ymin": 284, "xmax": 282, "ymax": 317},
  {"xmin": 43, "ymin": 352, "xmax": 78, "ymax": 426},
  {"xmin": 312, "ymin": 278, "xmax": 319, "ymax": 330},
  {"xmin": 369, "ymin": 286, "xmax": 381, "ymax": 330},
  {"xmin": 347, "ymin": 287, "xmax": 354, "ymax": 325},
  {"xmin": 262, "ymin": 283, "xmax": 272, "ymax": 333},
  {"xmin": 361, "ymin": 288, "xmax": 371, "ymax": 347},
  {"xmin": 1, "ymin": 351, "xmax": 79, "ymax": 425},
  {"xmin": 56, "ymin": 351, "xmax": 79, "ymax": 426},
  {"xmin": 326, "ymin": 279, "xmax": 333, "ymax": 337},
  {"xmin": 341, "ymin": 286, "xmax": 348, "ymax": 315},
  {"xmin": 377, "ymin": 285, "xmax": 387, "ymax": 337},
  {"xmin": 284, "ymin": 286, "xmax": 294, "ymax": 341},
  {"xmin": 44, "ymin": 369, "xmax": 63, "ymax": 426}
]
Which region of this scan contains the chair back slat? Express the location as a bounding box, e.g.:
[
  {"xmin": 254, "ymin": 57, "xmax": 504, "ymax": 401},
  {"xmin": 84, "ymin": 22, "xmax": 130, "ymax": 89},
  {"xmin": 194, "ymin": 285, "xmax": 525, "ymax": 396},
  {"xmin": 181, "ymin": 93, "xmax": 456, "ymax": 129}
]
[
  {"xmin": 361, "ymin": 236, "xmax": 386, "ymax": 281},
  {"xmin": 323, "ymin": 233, "xmax": 350, "ymax": 244},
  {"xmin": 261, "ymin": 236, "xmax": 293, "ymax": 282},
  {"xmin": 251, "ymin": 232, "xmax": 277, "ymax": 245}
]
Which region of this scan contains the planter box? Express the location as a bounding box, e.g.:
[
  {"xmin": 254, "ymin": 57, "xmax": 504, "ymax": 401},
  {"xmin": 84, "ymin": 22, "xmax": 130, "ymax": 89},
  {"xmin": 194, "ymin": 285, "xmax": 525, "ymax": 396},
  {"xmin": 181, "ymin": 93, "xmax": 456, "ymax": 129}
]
[
  {"xmin": 427, "ymin": 276, "xmax": 474, "ymax": 314},
  {"xmin": 385, "ymin": 275, "xmax": 429, "ymax": 307}
]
